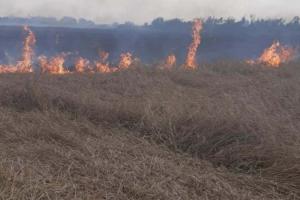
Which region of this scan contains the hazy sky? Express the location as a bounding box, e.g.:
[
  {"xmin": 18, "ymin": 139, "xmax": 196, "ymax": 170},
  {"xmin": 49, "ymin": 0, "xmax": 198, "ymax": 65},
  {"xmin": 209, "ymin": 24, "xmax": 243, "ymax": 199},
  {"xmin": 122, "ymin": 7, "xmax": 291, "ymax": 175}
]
[{"xmin": 0, "ymin": 0, "xmax": 298, "ymax": 24}]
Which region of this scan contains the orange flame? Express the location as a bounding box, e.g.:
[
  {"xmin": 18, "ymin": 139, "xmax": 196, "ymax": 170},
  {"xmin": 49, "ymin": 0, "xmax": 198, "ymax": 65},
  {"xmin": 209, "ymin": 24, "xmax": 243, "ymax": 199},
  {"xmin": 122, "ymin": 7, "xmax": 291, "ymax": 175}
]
[
  {"xmin": 257, "ymin": 41, "xmax": 295, "ymax": 67},
  {"xmin": 95, "ymin": 62, "xmax": 111, "ymax": 73},
  {"xmin": 164, "ymin": 54, "xmax": 176, "ymax": 69},
  {"xmin": 38, "ymin": 55, "xmax": 48, "ymax": 73},
  {"xmin": 0, "ymin": 65, "xmax": 18, "ymax": 73},
  {"xmin": 185, "ymin": 19, "xmax": 203, "ymax": 70},
  {"xmin": 0, "ymin": 25, "xmax": 36, "ymax": 73},
  {"xmin": 100, "ymin": 51, "xmax": 109, "ymax": 63},
  {"xmin": 38, "ymin": 53, "xmax": 69, "ymax": 74},
  {"xmin": 16, "ymin": 25, "xmax": 36, "ymax": 72},
  {"xmin": 95, "ymin": 51, "xmax": 115, "ymax": 73},
  {"xmin": 75, "ymin": 57, "xmax": 90, "ymax": 73},
  {"xmin": 118, "ymin": 52, "xmax": 133, "ymax": 69}
]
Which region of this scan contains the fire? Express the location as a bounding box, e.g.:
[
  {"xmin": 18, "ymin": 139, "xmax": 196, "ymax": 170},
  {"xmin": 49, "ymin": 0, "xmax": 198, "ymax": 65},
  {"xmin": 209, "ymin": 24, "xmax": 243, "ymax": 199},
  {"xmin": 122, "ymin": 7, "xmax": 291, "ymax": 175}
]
[
  {"xmin": 0, "ymin": 21, "xmax": 203, "ymax": 74},
  {"xmin": 2, "ymin": 20, "xmax": 296, "ymax": 75},
  {"xmin": 0, "ymin": 65, "xmax": 18, "ymax": 73},
  {"xmin": 118, "ymin": 53, "xmax": 133, "ymax": 69},
  {"xmin": 38, "ymin": 53, "xmax": 69, "ymax": 74},
  {"xmin": 257, "ymin": 41, "xmax": 295, "ymax": 67},
  {"xmin": 0, "ymin": 26, "xmax": 135, "ymax": 74},
  {"xmin": 0, "ymin": 25, "xmax": 36, "ymax": 73},
  {"xmin": 95, "ymin": 62, "xmax": 111, "ymax": 73},
  {"xmin": 95, "ymin": 52, "xmax": 133, "ymax": 72},
  {"xmin": 75, "ymin": 57, "xmax": 90, "ymax": 73},
  {"xmin": 16, "ymin": 25, "xmax": 36, "ymax": 73},
  {"xmin": 38, "ymin": 56, "xmax": 48, "ymax": 73},
  {"xmin": 185, "ymin": 19, "xmax": 203, "ymax": 70},
  {"xmin": 164, "ymin": 54, "xmax": 176, "ymax": 69},
  {"xmin": 100, "ymin": 51, "xmax": 109, "ymax": 63},
  {"xmin": 95, "ymin": 51, "xmax": 115, "ymax": 73}
]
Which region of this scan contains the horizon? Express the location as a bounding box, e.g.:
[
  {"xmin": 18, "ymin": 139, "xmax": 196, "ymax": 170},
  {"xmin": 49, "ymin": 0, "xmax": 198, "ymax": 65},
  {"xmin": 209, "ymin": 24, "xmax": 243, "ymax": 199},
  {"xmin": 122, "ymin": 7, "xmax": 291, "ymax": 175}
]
[
  {"xmin": 0, "ymin": 0, "xmax": 298, "ymax": 25},
  {"xmin": 0, "ymin": 15, "xmax": 300, "ymax": 27}
]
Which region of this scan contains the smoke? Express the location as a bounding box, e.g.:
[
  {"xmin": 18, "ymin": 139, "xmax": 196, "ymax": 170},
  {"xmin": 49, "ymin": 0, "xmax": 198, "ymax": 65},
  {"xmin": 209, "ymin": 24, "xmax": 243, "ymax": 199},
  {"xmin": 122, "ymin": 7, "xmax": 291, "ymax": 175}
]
[{"xmin": 0, "ymin": 0, "xmax": 298, "ymax": 24}]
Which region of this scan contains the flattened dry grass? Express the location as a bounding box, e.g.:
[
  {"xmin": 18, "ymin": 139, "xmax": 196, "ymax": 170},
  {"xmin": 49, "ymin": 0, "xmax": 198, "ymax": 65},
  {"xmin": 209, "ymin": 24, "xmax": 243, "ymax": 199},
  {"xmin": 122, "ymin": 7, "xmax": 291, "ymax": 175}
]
[{"xmin": 0, "ymin": 62, "xmax": 299, "ymax": 199}]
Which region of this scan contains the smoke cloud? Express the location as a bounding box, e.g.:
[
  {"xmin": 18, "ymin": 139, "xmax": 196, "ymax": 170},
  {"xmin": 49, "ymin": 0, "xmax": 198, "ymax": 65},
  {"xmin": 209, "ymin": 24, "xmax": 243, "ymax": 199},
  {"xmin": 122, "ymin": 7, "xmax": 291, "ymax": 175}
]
[{"xmin": 0, "ymin": 0, "xmax": 298, "ymax": 24}]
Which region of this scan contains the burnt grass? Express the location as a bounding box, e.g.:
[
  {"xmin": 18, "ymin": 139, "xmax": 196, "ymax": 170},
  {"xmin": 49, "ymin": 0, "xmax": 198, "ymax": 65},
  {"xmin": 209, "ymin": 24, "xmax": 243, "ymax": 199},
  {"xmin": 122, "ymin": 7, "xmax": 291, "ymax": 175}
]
[{"xmin": 0, "ymin": 62, "xmax": 299, "ymax": 199}]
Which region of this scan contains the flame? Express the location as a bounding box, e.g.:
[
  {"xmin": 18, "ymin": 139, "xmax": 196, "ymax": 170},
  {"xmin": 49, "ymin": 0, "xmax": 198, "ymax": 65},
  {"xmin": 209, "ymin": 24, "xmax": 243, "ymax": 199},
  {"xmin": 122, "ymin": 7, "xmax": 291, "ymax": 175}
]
[
  {"xmin": 0, "ymin": 65, "xmax": 18, "ymax": 73},
  {"xmin": 75, "ymin": 57, "xmax": 90, "ymax": 73},
  {"xmin": 0, "ymin": 25, "xmax": 36, "ymax": 73},
  {"xmin": 163, "ymin": 54, "xmax": 176, "ymax": 69},
  {"xmin": 95, "ymin": 51, "xmax": 115, "ymax": 73},
  {"xmin": 95, "ymin": 62, "xmax": 111, "ymax": 73},
  {"xmin": 185, "ymin": 19, "xmax": 203, "ymax": 70},
  {"xmin": 2, "ymin": 22, "xmax": 296, "ymax": 74},
  {"xmin": 38, "ymin": 53, "xmax": 69, "ymax": 74},
  {"xmin": 118, "ymin": 53, "xmax": 133, "ymax": 69},
  {"xmin": 38, "ymin": 55, "xmax": 48, "ymax": 73},
  {"xmin": 16, "ymin": 25, "xmax": 36, "ymax": 72},
  {"xmin": 257, "ymin": 41, "xmax": 295, "ymax": 67},
  {"xmin": 100, "ymin": 51, "xmax": 109, "ymax": 63}
]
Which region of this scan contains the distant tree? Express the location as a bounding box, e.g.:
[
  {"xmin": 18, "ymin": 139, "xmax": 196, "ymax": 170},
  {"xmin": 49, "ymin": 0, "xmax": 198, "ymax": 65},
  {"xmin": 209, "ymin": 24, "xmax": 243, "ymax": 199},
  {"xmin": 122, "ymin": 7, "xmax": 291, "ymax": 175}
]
[
  {"xmin": 151, "ymin": 17, "xmax": 164, "ymax": 27},
  {"xmin": 78, "ymin": 18, "xmax": 95, "ymax": 27},
  {"xmin": 60, "ymin": 17, "xmax": 77, "ymax": 26}
]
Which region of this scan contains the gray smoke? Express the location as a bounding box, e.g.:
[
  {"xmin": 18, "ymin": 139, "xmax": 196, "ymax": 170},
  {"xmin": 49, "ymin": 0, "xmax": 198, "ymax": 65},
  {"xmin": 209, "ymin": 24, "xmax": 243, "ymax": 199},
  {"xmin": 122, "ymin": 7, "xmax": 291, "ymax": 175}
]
[{"xmin": 0, "ymin": 0, "xmax": 298, "ymax": 24}]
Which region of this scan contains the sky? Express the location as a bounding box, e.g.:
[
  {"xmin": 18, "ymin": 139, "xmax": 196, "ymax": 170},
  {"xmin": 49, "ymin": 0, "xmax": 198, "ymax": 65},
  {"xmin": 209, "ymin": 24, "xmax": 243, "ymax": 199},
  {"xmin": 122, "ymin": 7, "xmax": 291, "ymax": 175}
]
[{"xmin": 0, "ymin": 0, "xmax": 298, "ymax": 24}]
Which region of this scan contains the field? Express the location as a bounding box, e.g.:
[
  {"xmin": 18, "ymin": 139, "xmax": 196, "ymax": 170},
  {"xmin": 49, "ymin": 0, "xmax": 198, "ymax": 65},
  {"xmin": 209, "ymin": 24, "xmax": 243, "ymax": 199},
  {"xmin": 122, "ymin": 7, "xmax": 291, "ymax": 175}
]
[{"xmin": 0, "ymin": 62, "xmax": 299, "ymax": 199}]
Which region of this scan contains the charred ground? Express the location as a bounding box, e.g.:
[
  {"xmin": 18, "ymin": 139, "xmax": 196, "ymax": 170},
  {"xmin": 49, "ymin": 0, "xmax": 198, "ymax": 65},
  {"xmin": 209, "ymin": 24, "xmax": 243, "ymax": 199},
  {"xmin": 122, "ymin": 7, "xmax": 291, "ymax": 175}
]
[{"xmin": 0, "ymin": 62, "xmax": 299, "ymax": 199}]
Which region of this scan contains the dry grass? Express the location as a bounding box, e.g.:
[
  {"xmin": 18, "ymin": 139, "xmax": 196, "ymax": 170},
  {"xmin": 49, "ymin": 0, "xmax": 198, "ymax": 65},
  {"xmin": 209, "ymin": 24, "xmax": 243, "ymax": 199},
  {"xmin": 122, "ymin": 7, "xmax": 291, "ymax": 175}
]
[{"xmin": 0, "ymin": 62, "xmax": 299, "ymax": 199}]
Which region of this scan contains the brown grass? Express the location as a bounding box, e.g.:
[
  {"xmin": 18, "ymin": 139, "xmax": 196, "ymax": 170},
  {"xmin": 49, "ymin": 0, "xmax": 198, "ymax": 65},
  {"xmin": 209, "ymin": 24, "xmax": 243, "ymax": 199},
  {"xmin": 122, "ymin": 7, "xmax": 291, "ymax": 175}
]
[{"xmin": 0, "ymin": 62, "xmax": 299, "ymax": 199}]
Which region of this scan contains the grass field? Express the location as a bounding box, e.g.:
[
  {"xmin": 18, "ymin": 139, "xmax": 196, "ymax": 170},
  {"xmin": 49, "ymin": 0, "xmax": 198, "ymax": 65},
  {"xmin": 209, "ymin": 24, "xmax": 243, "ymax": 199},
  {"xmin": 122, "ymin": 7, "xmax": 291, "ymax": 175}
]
[{"xmin": 0, "ymin": 62, "xmax": 299, "ymax": 199}]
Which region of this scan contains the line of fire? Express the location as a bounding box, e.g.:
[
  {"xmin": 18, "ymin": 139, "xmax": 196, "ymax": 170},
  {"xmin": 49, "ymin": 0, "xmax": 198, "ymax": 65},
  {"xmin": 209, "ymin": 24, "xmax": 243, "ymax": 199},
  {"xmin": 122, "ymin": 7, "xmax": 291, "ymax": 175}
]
[{"xmin": 0, "ymin": 19, "xmax": 296, "ymax": 74}]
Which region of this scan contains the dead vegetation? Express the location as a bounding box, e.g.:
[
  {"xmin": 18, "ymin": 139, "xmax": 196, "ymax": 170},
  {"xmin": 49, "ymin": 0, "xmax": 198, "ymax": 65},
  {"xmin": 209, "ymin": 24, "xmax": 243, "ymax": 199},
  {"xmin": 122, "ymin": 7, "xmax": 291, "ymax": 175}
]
[{"xmin": 0, "ymin": 62, "xmax": 299, "ymax": 199}]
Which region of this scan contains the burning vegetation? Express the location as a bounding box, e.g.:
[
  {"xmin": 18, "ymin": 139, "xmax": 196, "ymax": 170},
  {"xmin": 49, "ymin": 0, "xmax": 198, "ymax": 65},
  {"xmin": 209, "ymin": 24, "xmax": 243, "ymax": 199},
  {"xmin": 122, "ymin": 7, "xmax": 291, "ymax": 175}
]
[
  {"xmin": 95, "ymin": 51, "xmax": 112, "ymax": 73},
  {"xmin": 0, "ymin": 20, "xmax": 205, "ymax": 74},
  {"xmin": 249, "ymin": 41, "xmax": 295, "ymax": 67},
  {"xmin": 0, "ymin": 25, "xmax": 36, "ymax": 73},
  {"xmin": 0, "ymin": 21, "xmax": 297, "ymax": 74},
  {"xmin": 164, "ymin": 54, "xmax": 177, "ymax": 69},
  {"xmin": 38, "ymin": 53, "xmax": 70, "ymax": 74},
  {"xmin": 118, "ymin": 52, "xmax": 133, "ymax": 70},
  {"xmin": 17, "ymin": 25, "xmax": 36, "ymax": 73},
  {"xmin": 185, "ymin": 19, "xmax": 203, "ymax": 69},
  {"xmin": 0, "ymin": 20, "xmax": 299, "ymax": 200},
  {"xmin": 75, "ymin": 57, "xmax": 90, "ymax": 73}
]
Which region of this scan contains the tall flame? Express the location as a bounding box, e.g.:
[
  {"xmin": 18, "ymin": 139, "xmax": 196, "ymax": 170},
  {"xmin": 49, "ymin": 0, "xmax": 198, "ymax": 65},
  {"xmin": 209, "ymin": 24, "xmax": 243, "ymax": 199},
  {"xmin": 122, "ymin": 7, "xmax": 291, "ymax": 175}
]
[
  {"xmin": 0, "ymin": 25, "xmax": 36, "ymax": 73},
  {"xmin": 185, "ymin": 19, "xmax": 203, "ymax": 70},
  {"xmin": 118, "ymin": 53, "xmax": 133, "ymax": 69},
  {"xmin": 257, "ymin": 41, "xmax": 295, "ymax": 67},
  {"xmin": 17, "ymin": 25, "xmax": 36, "ymax": 72}
]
